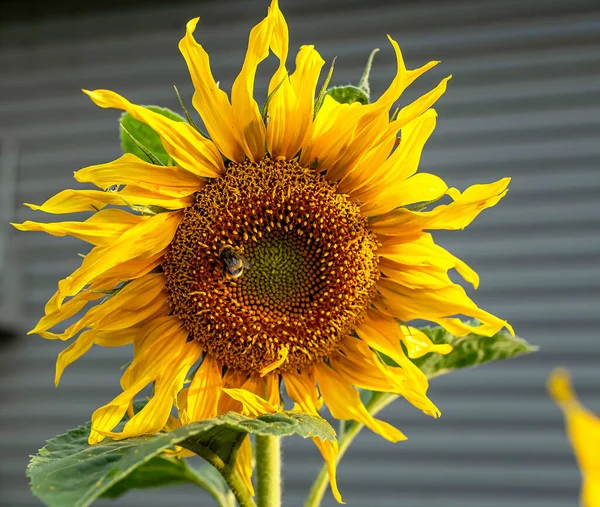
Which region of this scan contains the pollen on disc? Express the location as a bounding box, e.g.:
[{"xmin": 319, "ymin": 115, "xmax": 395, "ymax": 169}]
[{"xmin": 163, "ymin": 157, "xmax": 380, "ymax": 373}]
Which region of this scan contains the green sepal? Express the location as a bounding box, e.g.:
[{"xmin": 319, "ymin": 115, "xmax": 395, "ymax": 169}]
[
  {"xmin": 119, "ymin": 106, "xmax": 186, "ymax": 165},
  {"xmin": 314, "ymin": 57, "xmax": 336, "ymax": 118},
  {"xmin": 325, "ymin": 48, "xmax": 379, "ymax": 106},
  {"xmin": 326, "ymin": 85, "xmax": 369, "ymax": 105},
  {"xmin": 27, "ymin": 406, "xmax": 335, "ymax": 507}
]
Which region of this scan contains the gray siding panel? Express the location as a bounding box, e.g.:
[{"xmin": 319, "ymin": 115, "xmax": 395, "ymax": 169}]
[{"xmin": 1, "ymin": 0, "xmax": 599, "ymax": 506}]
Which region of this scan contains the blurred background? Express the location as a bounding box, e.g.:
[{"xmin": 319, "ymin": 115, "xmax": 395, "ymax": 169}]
[{"xmin": 1, "ymin": 0, "xmax": 599, "ymax": 505}]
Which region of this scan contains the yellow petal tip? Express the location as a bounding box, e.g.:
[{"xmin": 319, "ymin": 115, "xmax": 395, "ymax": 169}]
[{"xmin": 548, "ymin": 368, "xmax": 577, "ymax": 407}]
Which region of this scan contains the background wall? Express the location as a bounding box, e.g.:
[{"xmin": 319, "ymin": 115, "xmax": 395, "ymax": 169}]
[{"xmin": 1, "ymin": 0, "xmax": 599, "ymax": 505}]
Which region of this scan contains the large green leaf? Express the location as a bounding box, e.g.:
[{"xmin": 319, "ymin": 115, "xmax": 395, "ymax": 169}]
[
  {"xmin": 100, "ymin": 457, "xmax": 233, "ymax": 505},
  {"xmin": 28, "ymin": 410, "xmax": 335, "ymax": 507},
  {"xmin": 119, "ymin": 106, "xmax": 185, "ymax": 165}
]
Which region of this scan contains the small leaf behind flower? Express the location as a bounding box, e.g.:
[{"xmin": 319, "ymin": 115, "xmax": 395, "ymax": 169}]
[
  {"xmin": 119, "ymin": 106, "xmax": 185, "ymax": 165},
  {"xmin": 414, "ymin": 326, "xmax": 538, "ymax": 378},
  {"xmin": 27, "ymin": 408, "xmax": 334, "ymax": 507},
  {"xmin": 376, "ymin": 324, "xmax": 536, "ymax": 376}
]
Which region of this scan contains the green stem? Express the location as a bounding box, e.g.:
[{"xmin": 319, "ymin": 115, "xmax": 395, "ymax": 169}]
[
  {"xmin": 181, "ymin": 440, "xmax": 256, "ymax": 507},
  {"xmin": 255, "ymin": 435, "xmax": 281, "ymax": 507},
  {"xmin": 304, "ymin": 393, "xmax": 397, "ymax": 507}
]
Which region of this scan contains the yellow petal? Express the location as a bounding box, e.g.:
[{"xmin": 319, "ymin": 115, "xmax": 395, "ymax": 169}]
[
  {"xmin": 84, "ymin": 89, "xmax": 224, "ymax": 177},
  {"xmin": 394, "ymin": 75, "xmax": 451, "ymax": 127},
  {"xmin": 283, "ymin": 370, "xmax": 321, "ymax": 415},
  {"xmin": 400, "ymin": 326, "xmax": 453, "ymax": 359},
  {"xmin": 24, "ymin": 188, "xmax": 193, "ymax": 214},
  {"xmin": 345, "ymin": 109, "xmax": 437, "ymax": 197},
  {"xmin": 299, "ymin": 95, "xmax": 365, "ymax": 174},
  {"xmin": 90, "ymin": 323, "xmax": 187, "ymax": 443},
  {"xmin": 283, "ymin": 370, "xmax": 343, "ymax": 503},
  {"xmin": 259, "ymin": 345, "xmax": 289, "ymax": 377},
  {"xmin": 354, "ymin": 311, "xmax": 441, "ymax": 418},
  {"xmin": 108, "ymin": 341, "xmax": 202, "ymax": 440},
  {"xmin": 406, "ymin": 60, "xmax": 439, "ymax": 86},
  {"xmin": 268, "ymin": 0, "xmax": 288, "ymax": 90},
  {"xmin": 12, "ymin": 208, "xmax": 143, "ymax": 246},
  {"xmin": 360, "ymin": 36, "xmax": 407, "ymax": 118},
  {"xmin": 230, "ymin": 9, "xmax": 272, "ymax": 161},
  {"xmin": 48, "ymin": 211, "xmax": 181, "ymax": 312},
  {"xmin": 317, "ymin": 36, "xmax": 408, "ymax": 183},
  {"xmin": 361, "ymin": 172, "xmax": 448, "ymax": 217},
  {"xmin": 89, "ymin": 274, "xmax": 168, "ymax": 331},
  {"xmin": 369, "ymin": 178, "xmax": 511, "ymax": 236},
  {"xmin": 221, "ymin": 387, "xmax": 278, "ymax": 417},
  {"xmin": 313, "ymin": 438, "xmax": 344, "ymax": 504},
  {"xmin": 375, "ymin": 277, "xmax": 513, "ymax": 337},
  {"xmin": 218, "ymin": 369, "xmax": 251, "ymax": 414},
  {"xmin": 378, "ymin": 233, "xmax": 480, "ymax": 288},
  {"xmin": 235, "ymin": 437, "xmax": 255, "ymax": 497},
  {"xmin": 267, "ymin": 44, "xmax": 325, "ymax": 159},
  {"xmin": 315, "ymin": 363, "xmax": 407, "ymax": 442},
  {"xmin": 74, "ymin": 153, "xmax": 204, "ymax": 196},
  {"xmin": 548, "ymin": 369, "xmax": 600, "ymax": 507},
  {"xmin": 93, "ymin": 328, "xmax": 139, "ymax": 348},
  {"xmin": 29, "ymin": 289, "xmax": 104, "ymax": 336},
  {"xmin": 54, "ymin": 330, "xmax": 96, "ymax": 386},
  {"xmin": 94, "ymin": 249, "xmax": 165, "ymax": 283},
  {"xmin": 355, "ymin": 311, "xmax": 422, "ymax": 383},
  {"xmin": 179, "ymin": 18, "xmax": 245, "ymax": 163},
  {"xmin": 185, "ymin": 354, "xmax": 222, "ymax": 424},
  {"xmin": 89, "ymin": 374, "xmax": 151, "ymax": 444},
  {"xmin": 43, "ymin": 274, "xmax": 168, "ymax": 342},
  {"xmin": 265, "ymin": 373, "xmax": 282, "ymax": 408},
  {"xmin": 330, "ymin": 337, "xmax": 398, "ymax": 393},
  {"xmin": 121, "ymin": 316, "xmax": 189, "ymax": 390}
]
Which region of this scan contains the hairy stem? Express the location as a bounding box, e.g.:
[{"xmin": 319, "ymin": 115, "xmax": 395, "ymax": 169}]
[
  {"xmin": 255, "ymin": 435, "xmax": 281, "ymax": 507},
  {"xmin": 181, "ymin": 440, "xmax": 256, "ymax": 507}
]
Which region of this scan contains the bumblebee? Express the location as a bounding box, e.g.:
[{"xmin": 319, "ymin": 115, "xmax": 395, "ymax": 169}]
[{"xmin": 218, "ymin": 245, "xmax": 251, "ymax": 279}]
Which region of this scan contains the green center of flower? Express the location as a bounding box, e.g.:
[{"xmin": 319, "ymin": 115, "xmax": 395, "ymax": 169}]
[{"xmin": 163, "ymin": 157, "xmax": 380, "ymax": 373}]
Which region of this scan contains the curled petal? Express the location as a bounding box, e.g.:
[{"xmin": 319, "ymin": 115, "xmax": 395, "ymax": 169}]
[
  {"xmin": 370, "ymin": 178, "xmax": 510, "ymax": 236},
  {"xmin": 179, "ymin": 18, "xmax": 245, "ymax": 162},
  {"xmin": 315, "ymin": 363, "xmax": 407, "ymax": 442},
  {"xmin": 84, "ymin": 89, "xmax": 224, "ymax": 177}
]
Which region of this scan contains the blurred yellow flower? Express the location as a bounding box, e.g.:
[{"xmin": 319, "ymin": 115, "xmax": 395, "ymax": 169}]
[
  {"xmin": 548, "ymin": 369, "xmax": 600, "ymax": 507},
  {"xmin": 13, "ymin": 0, "xmax": 512, "ymax": 501}
]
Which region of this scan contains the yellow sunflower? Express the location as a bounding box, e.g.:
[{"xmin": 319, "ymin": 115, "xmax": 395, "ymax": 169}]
[{"xmin": 13, "ymin": 0, "xmax": 512, "ymax": 502}]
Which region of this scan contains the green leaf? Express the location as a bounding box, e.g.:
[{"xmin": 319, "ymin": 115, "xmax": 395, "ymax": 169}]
[
  {"xmin": 28, "ymin": 409, "xmax": 334, "ymax": 507},
  {"xmin": 119, "ymin": 106, "xmax": 185, "ymax": 165},
  {"xmin": 413, "ymin": 326, "xmax": 538, "ymax": 378}
]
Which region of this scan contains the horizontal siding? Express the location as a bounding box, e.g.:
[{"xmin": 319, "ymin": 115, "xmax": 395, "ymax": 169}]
[{"xmin": 1, "ymin": 0, "xmax": 599, "ymax": 506}]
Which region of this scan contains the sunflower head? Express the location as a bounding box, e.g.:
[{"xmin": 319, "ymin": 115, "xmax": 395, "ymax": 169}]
[
  {"xmin": 13, "ymin": 0, "xmax": 512, "ymax": 502},
  {"xmin": 163, "ymin": 156, "xmax": 380, "ymax": 373}
]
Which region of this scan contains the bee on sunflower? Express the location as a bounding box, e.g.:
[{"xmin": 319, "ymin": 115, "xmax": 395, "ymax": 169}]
[{"xmin": 14, "ymin": 0, "xmax": 513, "ymax": 504}]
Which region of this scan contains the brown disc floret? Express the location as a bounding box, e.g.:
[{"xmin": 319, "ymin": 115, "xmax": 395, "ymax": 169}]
[{"xmin": 163, "ymin": 157, "xmax": 380, "ymax": 372}]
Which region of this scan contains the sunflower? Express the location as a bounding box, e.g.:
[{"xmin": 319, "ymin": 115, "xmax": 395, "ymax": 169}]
[
  {"xmin": 13, "ymin": 0, "xmax": 512, "ymax": 502},
  {"xmin": 549, "ymin": 370, "xmax": 600, "ymax": 507}
]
